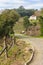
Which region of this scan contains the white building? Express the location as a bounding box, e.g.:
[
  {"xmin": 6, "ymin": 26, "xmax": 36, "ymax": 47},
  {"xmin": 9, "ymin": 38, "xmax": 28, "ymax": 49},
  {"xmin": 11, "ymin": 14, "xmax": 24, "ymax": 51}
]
[{"xmin": 29, "ymin": 15, "xmax": 36, "ymax": 20}]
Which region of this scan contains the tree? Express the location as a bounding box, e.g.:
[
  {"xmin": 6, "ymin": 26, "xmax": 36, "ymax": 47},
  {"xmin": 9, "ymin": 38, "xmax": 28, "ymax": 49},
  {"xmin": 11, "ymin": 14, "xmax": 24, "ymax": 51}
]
[
  {"xmin": 40, "ymin": 8, "xmax": 43, "ymax": 17},
  {"xmin": 39, "ymin": 16, "xmax": 43, "ymax": 36},
  {"xmin": 0, "ymin": 9, "xmax": 20, "ymax": 37},
  {"xmin": 0, "ymin": 9, "xmax": 20, "ymax": 58},
  {"xmin": 38, "ymin": 9, "xmax": 43, "ymax": 36},
  {"xmin": 23, "ymin": 16, "xmax": 30, "ymax": 31},
  {"xmin": 16, "ymin": 6, "xmax": 35, "ymax": 17}
]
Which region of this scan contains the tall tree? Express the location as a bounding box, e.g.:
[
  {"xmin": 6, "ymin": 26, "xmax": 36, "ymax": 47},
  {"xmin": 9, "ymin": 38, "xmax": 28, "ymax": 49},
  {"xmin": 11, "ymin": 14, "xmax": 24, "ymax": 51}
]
[
  {"xmin": 39, "ymin": 16, "xmax": 43, "ymax": 36},
  {"xmin": 39, "ymin": 8, "xmax": 43, "ymax": 36},
  {"xmin": 0, "ymin": 9, "xmax": 20, "ymax": 58},
  {"xmin": 23, "ymin": 16, "xmax": 30, "ymax": 31},
  {"xmin": 0, "ymin": 9, "xmax": 20, "ymax": 37},
  {"xmin": 40, "ymin": 8, "xmax": 43, "ymax": 17}
]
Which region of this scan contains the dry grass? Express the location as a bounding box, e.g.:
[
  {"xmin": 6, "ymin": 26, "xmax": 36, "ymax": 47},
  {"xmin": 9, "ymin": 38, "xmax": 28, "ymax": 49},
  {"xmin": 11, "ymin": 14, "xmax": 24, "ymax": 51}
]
[{"xmin": 0, "ymin": 39, "xmax": 32, "ymax": 65}]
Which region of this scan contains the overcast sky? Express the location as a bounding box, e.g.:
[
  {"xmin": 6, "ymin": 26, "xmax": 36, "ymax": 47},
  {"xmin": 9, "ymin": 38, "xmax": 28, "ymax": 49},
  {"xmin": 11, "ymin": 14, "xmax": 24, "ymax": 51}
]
[{"xmin": 0, "ymin": 0, "xmax": 43, "ymax": 10}]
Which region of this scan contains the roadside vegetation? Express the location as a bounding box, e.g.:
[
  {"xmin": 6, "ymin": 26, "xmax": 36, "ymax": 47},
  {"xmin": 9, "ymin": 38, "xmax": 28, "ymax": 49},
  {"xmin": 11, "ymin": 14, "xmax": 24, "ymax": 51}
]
[
  {"xmin": 14, "ymin": 7, "xmax": 43, "ymax": 37},
  {"xmin": 0, "ymin": 6, "xmax": 43, "ymax": 65},
  {"xmin": 0, "ymin": 39, "xmax": 32, "ymax": 65}
]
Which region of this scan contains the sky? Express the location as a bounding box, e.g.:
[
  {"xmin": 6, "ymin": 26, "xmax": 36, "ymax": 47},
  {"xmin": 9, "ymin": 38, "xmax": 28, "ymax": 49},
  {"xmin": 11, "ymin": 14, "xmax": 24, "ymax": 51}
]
[{"xmin": 0, "ymin": 0, "xmax": 43, "ymax": 10}]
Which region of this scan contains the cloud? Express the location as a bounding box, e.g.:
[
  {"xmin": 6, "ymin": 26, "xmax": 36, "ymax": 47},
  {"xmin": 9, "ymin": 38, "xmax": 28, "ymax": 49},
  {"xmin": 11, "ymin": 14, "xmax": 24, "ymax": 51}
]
[
  {"xmin": 0, "ymin": 0, "xmax": 43, "ymax": 10},
  {"xmin": 25, "ymin": 3, "xmax": 43, "ymax": 9},
  {"xmin": 0, "ymin": 0, "xmax": 30, "ymax": 9},
  {"xmin": 31, "ymin": 0, "xmax": 41, "ymax": 1},
  {"xmin": 0, "ymin": 0, "xmax": 27, "ymax": 4}
]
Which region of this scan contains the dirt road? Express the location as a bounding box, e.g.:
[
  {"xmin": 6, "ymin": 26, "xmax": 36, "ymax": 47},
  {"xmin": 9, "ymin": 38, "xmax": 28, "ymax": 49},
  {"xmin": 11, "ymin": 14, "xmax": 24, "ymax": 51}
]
[
  {"xmin": 23, "ymin": 38, "xmax": 43, "ymax": 65},
  {"xmin": 15, "ymin": 34, "xmax": 43, "ymax": 65}
]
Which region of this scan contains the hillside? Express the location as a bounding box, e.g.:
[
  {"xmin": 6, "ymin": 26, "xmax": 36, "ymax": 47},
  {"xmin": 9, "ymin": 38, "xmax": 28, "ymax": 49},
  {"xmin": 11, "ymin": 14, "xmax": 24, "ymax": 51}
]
[
  {"xmin": 14, "ymin": 17, "xmax": 25, "ymax": 33},
  {"xmin": 14, "ymin": 17, "xmax": 41, "ymax": 36}
]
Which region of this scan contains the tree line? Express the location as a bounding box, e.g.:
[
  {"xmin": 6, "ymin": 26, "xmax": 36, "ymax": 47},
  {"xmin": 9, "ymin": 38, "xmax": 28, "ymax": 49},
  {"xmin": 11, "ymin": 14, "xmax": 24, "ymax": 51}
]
[{"xmin": 15, "ymin": 6, "xmax": 36, "ymax": 17}]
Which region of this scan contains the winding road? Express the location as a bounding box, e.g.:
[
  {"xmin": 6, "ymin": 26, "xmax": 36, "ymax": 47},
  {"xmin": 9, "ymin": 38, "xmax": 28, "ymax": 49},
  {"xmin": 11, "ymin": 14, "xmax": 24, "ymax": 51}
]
[
  {"xmin": 15, "ymin": 34, "xmax": 43, "ymax": 65},
  {"xmin": 24, "ymin": 38, "xmax": 43, "ymax": 65}
]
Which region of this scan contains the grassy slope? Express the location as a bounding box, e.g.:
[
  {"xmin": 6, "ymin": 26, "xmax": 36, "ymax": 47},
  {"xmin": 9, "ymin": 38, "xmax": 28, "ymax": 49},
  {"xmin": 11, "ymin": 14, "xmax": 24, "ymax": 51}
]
[
  {"xmin": 0, "ymin": 40, "xmax": 32, "ymax": 65},
  {"xmin": 14, "ymin": 17, "xmax": 25, "ymax": 33}
]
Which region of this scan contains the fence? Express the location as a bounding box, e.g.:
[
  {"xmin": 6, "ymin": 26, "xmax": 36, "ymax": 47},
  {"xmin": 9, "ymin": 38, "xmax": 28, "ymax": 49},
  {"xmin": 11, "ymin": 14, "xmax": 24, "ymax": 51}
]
[{"xmin": 0, "ymin": 36, "xmax": 15, "ymax": 59}]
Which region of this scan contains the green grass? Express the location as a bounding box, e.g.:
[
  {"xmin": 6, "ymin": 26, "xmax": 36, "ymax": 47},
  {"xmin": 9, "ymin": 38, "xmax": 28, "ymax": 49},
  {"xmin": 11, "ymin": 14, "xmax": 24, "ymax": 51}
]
[
  {"xmin": 8, "ymin": 44, "xmax": 19, "ymax": 56},
  {"xmin": 0, "ymin": 46, "xmax": 2, "ymax": 51},
  {"xmin": 14, "ymin": 17, "xmax": 25, "ymax": 33},
  {"xmin": 30, "ymin": 35, "xmax": 43, "ymax": 38}
]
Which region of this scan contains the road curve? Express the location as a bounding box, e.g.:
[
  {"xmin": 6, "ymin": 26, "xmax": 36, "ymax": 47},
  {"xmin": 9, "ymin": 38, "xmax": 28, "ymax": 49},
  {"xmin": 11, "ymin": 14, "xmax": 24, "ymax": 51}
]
[
  {"xmin": 15, "ymin": 34, "xmax": 43, "ymax": 65},
  {"xmin": 23, "ymin": 38, "xmax": 43, "ymax": 65},
  {"xmin": 17, "ymin": 34, "xmax": 43, "ymax": 65}
]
